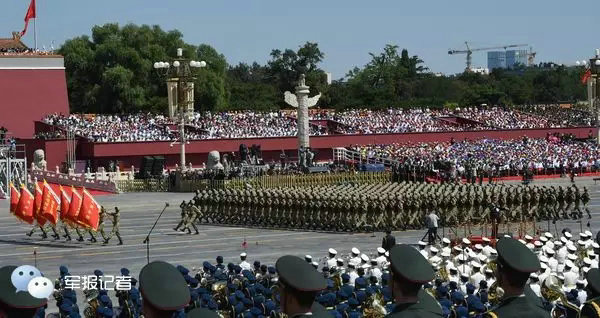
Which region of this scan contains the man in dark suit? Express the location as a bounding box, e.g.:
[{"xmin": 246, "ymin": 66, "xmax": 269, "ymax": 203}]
[{"xmin": 382, "ymin": 230, "xmax": 396, "ymax": 251}]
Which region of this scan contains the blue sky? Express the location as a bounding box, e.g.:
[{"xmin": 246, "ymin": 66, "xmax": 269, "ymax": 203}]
[{"xmin": 2, "ymin": 0, "xmax": 597, "ymax": 78}]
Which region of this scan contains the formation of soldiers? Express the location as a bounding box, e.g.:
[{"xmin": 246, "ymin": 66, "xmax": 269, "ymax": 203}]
[
  {"xmin": 26, "ymin": 206, "xmax": 123, "ymax": 245},
  {"xmin": 176, "ymin": 182, "xmax": 590, "ymax": 233}
]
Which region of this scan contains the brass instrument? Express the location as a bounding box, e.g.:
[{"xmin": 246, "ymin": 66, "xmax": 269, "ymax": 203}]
[
  {"xmin": 212, "ymin": 281, "xmax": 231, "ymax": 318},
  {"xmin": 83, "ymin": 289, "xmax": 99, "ymax": 318},
  {"xmin": 331, "ymin": 271, "xmax": 342, "ymax": 291},
  {"xmin": 485, "ymin": 260, "xmax": 501, "ymax": 305},
  {"xmin": 437, "ymin": 266, "xmax": 449, "ymax": 281},
  {"xmin": 541, "ymin": 275, "xmax": 563, "ymax": 303},
  {"xmin": 363, "ymin": 291, "xmax": 387, "ymax": 318}
]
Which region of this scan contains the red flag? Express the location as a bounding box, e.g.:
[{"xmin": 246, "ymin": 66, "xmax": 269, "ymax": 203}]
[
  {"xmin": 14, "ymin": 185, "xmax": 34, "ymax": 224},
  {"xmin": 241, "ymin": 237, "xmax": 248, "ymax": 249},
  {"xmin": 65, "ymin": 186, "xmax": 82, "ymax": 224},
  {"xmin": 9, "ymin": 182, "xmax": 20, "ymax": 214},
  {"xmin": 33, "ymin": 182, "xmax": 46, "ymax": 226},
  {"xmin": 582, "ymin": 69, "xmax": 592, "ymax": 84},
  {"xmin": 41, "ymin": 181, "xmax": 59, "ymax": 225},
  {"xmin": 20, "ymin": 0, "xmax": 36, "ymax": 37},
  {"xmin": 59, "ymin": 186, "xmax": 70, "ymax": 220},
  {"xmin": 77, "ymin": 189, "xmax": 100, "ymax": 230}
]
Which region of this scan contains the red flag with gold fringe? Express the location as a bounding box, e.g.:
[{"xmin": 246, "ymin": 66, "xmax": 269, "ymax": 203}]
[
  {"xmin": 65, "ymin": 186, "xmax": 82, "ymax": 225},
  {"xmin": 14, "ymin": 185, "xmax": 34, "ymax": 224},
  {"xmin": 76, "ymin": 189, "xmax": 100, "ymax": 230},
  {"xmin": 59, "ymin": 186, "xmax": 70, "ymax": 220},
  {"xmin": 33, "ymin": 182, "xmax": 46, "ymax": 226},
  {"xmin": 41, "ymin": 181, "xmax": 59, "ymax": 225},
  {"xmin": 9, "ymin": 182, "xmax": 20, "ymax": 214}
]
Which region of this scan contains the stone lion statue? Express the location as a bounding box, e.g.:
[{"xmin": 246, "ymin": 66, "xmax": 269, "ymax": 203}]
[
  {"xmin": 207, "ymin": 151, "xmax": 224, "ymax": 171},
  {"xmin": 33, "ymin": 149, "xmax": 47, "ymax": 171}
]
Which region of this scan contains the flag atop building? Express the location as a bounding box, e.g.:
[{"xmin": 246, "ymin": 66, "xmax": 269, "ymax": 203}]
[{"xmin": 20, "ymin": 0, "xmax": 36, "ymax": 37}]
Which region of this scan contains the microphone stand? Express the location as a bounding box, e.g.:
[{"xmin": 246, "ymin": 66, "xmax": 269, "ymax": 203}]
[{"xmin": 143, "ymin": 202, "xmax": 169, "ymax": 264}]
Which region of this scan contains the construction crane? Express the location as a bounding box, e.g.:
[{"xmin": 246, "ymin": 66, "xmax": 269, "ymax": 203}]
[{"xmin": 448, "ymin": 42, "xmax": 528, "ymax": 71}]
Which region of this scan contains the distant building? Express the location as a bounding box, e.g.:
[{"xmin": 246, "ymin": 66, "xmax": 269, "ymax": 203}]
[
  {"xmin": 470, "ymin": 67, "xmax": 489, "ymax": 75},
  {"xmin": 488, "ymin": 50, "xmax": 529, "ymax": 70}
]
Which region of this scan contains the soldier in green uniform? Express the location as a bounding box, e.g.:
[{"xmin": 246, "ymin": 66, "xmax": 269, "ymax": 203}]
[
  {"xmin": 275, "ymin": 255, "xmax": 326, "ymax": 317},
  {"xmin": 483, "ymin": 237, "xmax": 548, "ymax": 318},
  {"xmin": 386, "ymin": 244, "xmax": 442, "ymax": 317},
  {"xmin": 101, "ymin": 207, "xmax": 123, "ymax": 245},
  {"xmin": 580, "ymin": 268, "xmax": 600, "ymax": 318},
  {"xmin": 174, "ymin": 200, "xmax": 188, "ymax": 232},
  {"xmin": 104, "ymin": 207, "xmax": 123, "ymax": 245}
]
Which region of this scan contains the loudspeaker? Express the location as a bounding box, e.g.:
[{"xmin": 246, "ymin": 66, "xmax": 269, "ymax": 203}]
[{"xmin": 152, "ymin": 156, "xmax": 165, "ymax": 176}]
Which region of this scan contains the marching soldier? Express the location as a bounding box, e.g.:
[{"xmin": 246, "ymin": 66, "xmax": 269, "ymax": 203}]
[{"xmin": 104, "ymin": 207, "xmax": 122, "ymax": 245}]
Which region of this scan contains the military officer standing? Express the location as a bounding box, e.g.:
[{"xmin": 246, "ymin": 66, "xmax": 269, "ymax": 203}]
[
  {"xmin": 275, "ymin": 255, "xmax": 327, "ymax": 317},
  {"xmin": 483, "ymin": 237, "xmax": 548, "ymax": 317},
  {"xmin": 580, "ymin": 268, "xmax": 600, "ymax": 318},
  {"xmin": 387, "ymin": 244, "xmax": 443, "ymax": 317}
]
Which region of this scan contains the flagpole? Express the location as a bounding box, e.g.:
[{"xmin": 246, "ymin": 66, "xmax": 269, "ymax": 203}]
[{"xmin": 34, "ymin": 17, "xmax": 37, "ymax": 51}]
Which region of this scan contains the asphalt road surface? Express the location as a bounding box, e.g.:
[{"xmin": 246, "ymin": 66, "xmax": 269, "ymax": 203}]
[{"xmin": 1, "ymin": 176, "xmax": 600, "ymax": 314}]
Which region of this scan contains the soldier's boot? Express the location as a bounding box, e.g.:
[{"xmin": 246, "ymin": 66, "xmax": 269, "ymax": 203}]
[
  {"xmin": 103, "ymin": 238, "xmax": 110, "ymax": 244},
  {"xmin": 41, "ymin": 232, "xmax": 48, "ymax": 239},
  {"xmin": 26, "ymin": 229, "xmax": 34, "ymax": 237},
  {"xmin": 187, "ymin": 227, "xmax": 192, "ymax": 234},
  {"xmin": 65, "ymin": 234, "xmax": 72, "ymax": 241},
  {"xmin": 89, "ymin": 234, "xmax": 97, "ymax": 243},
  {"xmin": 191, "ymin": 224, "xmax": 199, "ymax": 235},
  {"xmin": 116, "ymin": 232, "xmax": 123, "ymax": 245},
  {"xmin": 51, "ymin": 228, "xmax": 60, "ymax": 240},
  {"xmin": 77, "ymin": 234, "xmax": 84, "ymax": 241}
]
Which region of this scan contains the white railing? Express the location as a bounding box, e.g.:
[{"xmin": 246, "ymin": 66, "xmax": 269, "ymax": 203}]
[{"xmin": 333, "ymin": 147, "xmax": 400, "ymax": 167}]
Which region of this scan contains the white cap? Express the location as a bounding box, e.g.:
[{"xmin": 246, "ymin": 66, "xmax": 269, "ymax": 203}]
[
  {"xmin": 471, "ymin": 261, "xmax": 482, "ymax": 268},
  {"xmin": 490, "ymin": 249, "xmax": 497, "ymax": 255},
  {"xmin": 362, "ymin": 264, "xmax": 371, "ymax": 269},
  {"xmin": 482, "ymin": 237, "xmax": 491, "ymax": 243},
  {"xmin": 540, "ymin": 236, "xmax": 548, "ymax": 243},
  {"xmin": 503, "ymin": 234, "xmax": 511, "ymax": 238},
  {"xmin": 478, "ymin": 254, "xmax": 487, "ymax": 262},
  {"xmin": 485, "ymin": 268, "xmax": 493, "ymax": 274},
  {"xmin": 352, "ymin": 247, "xmax": 360, "ymax": 255},
  {"xmin": 385, "ymin": 251, "xmax": 389, "ymax": 257},
  {"xmin": 545, "ymin": 248, "xmax": 555, "ymax": 255},
  {"xmin": 305, "ymin": 255, "xmax": 312, "ymax": 260},
  {"xmin": 585, "ymin": 230, "xmax": 593, "ymax": 237},
  {"xmin": 560, "ymin": 237, "xmax": 568, "ymax": 244},
  {"xmin": 524, "ymin": 235, "xmax": 533, "ymax": 241},
  {"xmin": 311, "ymin": 261, "xmax": 318, "ymax": 267},
  {"xmin": 518, "ymin": 239, "xmax": 526, "ymax": 245},
  {"xmin": 443, "ymin": 238, "xmax": 451, "ymax": 244},
  {"xmin": 441, "ymin": 251, "xmax": 451, "ymax": 257},
  {"xmin": 584, "ymin": 267, "xmax": 591, "ymax": 273},
  {"xmin": 526, "ymin": 243, "xmax": 535, "ymax": 250},
  {"xmin": 329, "ymin": 248, "xmax": 338, "ymax": 255},
  {"xmin": 474, "ymin": 244, "xmax": 483, "ymax": 250},
  {"xmin": 580, "ymin": 233, "xmax": 588, "ymax": 239},
  {"xmin": 453, "ymin": 246, "xmax": 462, "ymax": 252},
  {"xmin": 544, "ymin": 232, "xmax": 553, "ymax": 239},
  {"xmin": 460, "ymin": 273, "xmax": 469, "ymax": 278},
  {"xmin": 240, "ymin": 252, "xmax": 247, "ymax": 257},
  {"xmin": 593, "ymin": 242, "xmax": 600, "ymax": 249},
  {"xmin": 554, "ymin": 240, "xmax": 563, "ymax": 247},
  {"xmin": 462, "ymin": 238, "xmax": 471, "ymax": 245},
  {"xmin": 361, "ymin": 254, "xmax": 369, "ymax": 262},
  {"xmin": 590, "ymin": 251, "xmax": 597, "ymax": 257},
  {"xmin": 564, "ymin": 232, "xmax": 573, "ymax": 239},
  {"xmin": 577, "ymin": 279, "xmax": 586, "ymax": 285},
  {"xmin": 568, "ymin": 254, "xmax": 578, "ymax": 261},
  {"xmin": 534, "ymin": 241, "xmax": 543, "ymax": 247},
  {"xmin": 557, "ymin": 274, "xmax": 565, "ymax": 281},
  {"xmin": 568, "ymin": 245, "xmax": 577, "ymax": 252},
  {"xmin": 430, "ymin": 247, "xmax": 439, "ymax": 253},
  {"xmin": 584, "ymin": 258, "xmax": 593, "ymax": 265},
  {"xmin": 418, "ymin": 241, "xmax": 427, "ymax": 246},
  {"xmin": 377, "ymin": 247, "xmax": 385, "ymax": 254},
  {"xmin": 530, "ymin": 273, "xmax": 539, "ymax": 279},
  {"xmin": 578, "ymin": 240, "xmax": 586, "ymax": 246},
  {"xmin": 540, "ymin": 262, "xmax": 548, "ymax": 270},
  {"xmin": 539, "ymin": 255, "xmax": 548, "ymax": 263}
]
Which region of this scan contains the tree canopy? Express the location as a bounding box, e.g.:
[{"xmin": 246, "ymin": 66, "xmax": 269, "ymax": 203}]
[{"xmin": 59, "ymin": 23, "xmax": 587, "ymax": 114}]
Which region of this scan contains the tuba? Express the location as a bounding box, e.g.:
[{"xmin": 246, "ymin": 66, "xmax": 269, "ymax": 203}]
[
  {"xmin": 83, "ymin": 289, "xmax": 99, "ymax": 318},
  {"xmin": 363, "ymin": 291, "xmax": 387, "ymax": 318},
  {"xmin": 212, "ymin": 281, "xmax": 231, "ymax": 318},
  {"xmin": 541, "ymin": 275, "xmax": 563, "ymax": 303}
]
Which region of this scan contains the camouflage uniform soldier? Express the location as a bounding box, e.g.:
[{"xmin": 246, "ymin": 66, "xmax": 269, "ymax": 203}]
[
  {"xmin": 183, "ymin": 202, "xmax": 200, "ymax": 235},
  {"xmin": 104, "ymin": 207, "xmax": 123, "ymax": 245},
  {"xmin": 174, "ymin": 201, "xmax": 188, "ymax": 231}
]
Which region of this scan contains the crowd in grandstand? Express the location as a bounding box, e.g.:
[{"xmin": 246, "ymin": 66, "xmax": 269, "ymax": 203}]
[
  {"xmin": 39, "ymin": 231, "xmax": 600, "ymax": 318},
  {"xmin": 39, "ymin": 106, "xmax": 591, "ymax": 142},
  {"xmin": 351, "ymin": 136, "xmax": 600, "ymax": 177},
  {"xmin": 514, "ymin": 104, "xmax": 595, "ymax": 127}
]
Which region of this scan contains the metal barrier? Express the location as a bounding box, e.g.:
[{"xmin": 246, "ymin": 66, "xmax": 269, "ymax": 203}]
[
  {"xmin": 115, "ymin": 179, "xmax": 169, "ymax": 192},
  {"xmin": 333, "ymin": 147, "xmax": 399, "ymax": 167},
  {"xmin": 0, "ymin": 144, "xmax": 28, "ymax": 199}
]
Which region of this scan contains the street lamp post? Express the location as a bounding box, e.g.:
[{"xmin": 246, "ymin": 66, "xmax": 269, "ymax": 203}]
[{"xmin": 154, "ymin": 49, "xmax": 206, "ymax": 170}]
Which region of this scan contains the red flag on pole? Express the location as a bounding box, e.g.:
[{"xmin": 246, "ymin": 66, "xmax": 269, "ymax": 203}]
[
  {"xmin": 41, "ymin": 181, "xmax": 59, "ymax": 225},
  {"xmin": 20, "ymin": 0, "xmax": 36, "ymax": 36},
  {"xmin": 59, "ymin": 186, "xmax": 70, "ymax": 220},
  {"xmin": 582, "ymin": 69, "xmax": 592, "ymax": 84},
  {"xmin": 9, "ymin": 182, "xmax": 20, "ymax": 214},
  {"xmin": 77, "ymin": 189, "xmax": 100, "ymax": 230},
  {"xmin": 15, "ymin": 185, "xmax": 34, "ymax": 224},
  {"xmin": 65, "ymin": 186, "xmax": 82, "ymax": 224},
  {"xmin": 33, "ymin": 182, "xmax": 46, "ymax": 226}
]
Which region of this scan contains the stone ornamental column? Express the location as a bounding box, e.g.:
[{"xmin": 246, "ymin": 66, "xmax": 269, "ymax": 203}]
[{"xmin": 284, "ymin": 74, "xmax": 321, "ymax": 150}]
